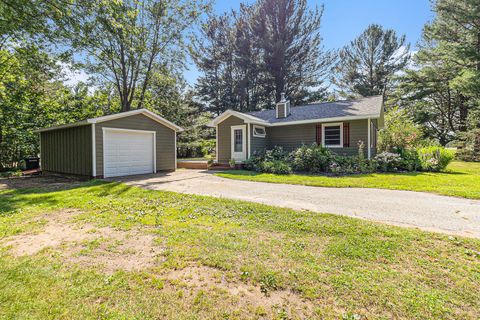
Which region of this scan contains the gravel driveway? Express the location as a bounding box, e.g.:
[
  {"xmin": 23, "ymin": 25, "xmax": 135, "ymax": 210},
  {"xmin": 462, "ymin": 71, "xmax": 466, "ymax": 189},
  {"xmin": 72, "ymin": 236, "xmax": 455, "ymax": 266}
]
[{"xmin": 116, "ymin": 170, "xmax": 480, "ymax": 238}]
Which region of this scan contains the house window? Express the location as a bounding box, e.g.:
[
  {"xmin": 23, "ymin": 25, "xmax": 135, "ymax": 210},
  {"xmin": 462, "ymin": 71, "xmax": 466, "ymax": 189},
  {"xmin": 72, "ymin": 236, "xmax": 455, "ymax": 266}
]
[
  {"xmin": 253, "ymin": 125, "xmax": 266, "ymax": 138},
  {"xmin": 323, "ymin": 123, "xmax": 343, "ymax": 148}
]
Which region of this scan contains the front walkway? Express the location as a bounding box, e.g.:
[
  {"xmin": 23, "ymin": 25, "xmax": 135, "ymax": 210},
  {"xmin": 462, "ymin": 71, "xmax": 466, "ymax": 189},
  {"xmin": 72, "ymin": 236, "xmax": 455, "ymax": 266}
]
[{"xmin": 115, "ymin": 170, "xmax": 480, "ymax": 238}]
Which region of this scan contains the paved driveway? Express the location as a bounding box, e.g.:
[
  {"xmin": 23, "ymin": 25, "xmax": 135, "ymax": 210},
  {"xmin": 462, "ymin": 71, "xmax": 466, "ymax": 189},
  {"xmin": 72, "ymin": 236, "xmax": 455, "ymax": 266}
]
[{"xmin": 115, "ymin": 170, "xmax": 480, "ymax": 238}]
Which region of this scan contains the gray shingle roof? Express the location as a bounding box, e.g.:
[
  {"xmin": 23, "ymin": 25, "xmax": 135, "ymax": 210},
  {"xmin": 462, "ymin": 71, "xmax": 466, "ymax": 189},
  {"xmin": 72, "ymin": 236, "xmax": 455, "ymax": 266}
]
[{"xmin": 247, "ymin": 95, "xmax": 383, "ymax": 124}]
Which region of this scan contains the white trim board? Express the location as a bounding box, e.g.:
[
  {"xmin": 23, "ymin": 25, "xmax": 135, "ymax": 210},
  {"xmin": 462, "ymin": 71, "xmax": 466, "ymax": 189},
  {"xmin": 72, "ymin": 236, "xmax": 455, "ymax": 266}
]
[
  {"xmin": 322, "ymin": 122, "xmax": 344, "ymax": 148},
  {"xmin": 207, "ymin": 111, "xmax": 380, "ymax": 129},
  {"xmin": 252, "ymin": 125, "xmax": 266, "ymax": 138},
  {"xmin": 37, "ymin": 109, "xmax": 183, "ymax": 133},
  {"xmin": 91, "ymin": 123, "xmax": 96, "ymax": 177}
]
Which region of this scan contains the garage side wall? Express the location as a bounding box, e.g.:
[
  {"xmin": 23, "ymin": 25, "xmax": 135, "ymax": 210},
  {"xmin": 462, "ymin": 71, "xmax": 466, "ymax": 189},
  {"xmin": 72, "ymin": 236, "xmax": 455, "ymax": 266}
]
[
  {"xmin": 40, "ymin": 125, "xmax": 93, "ymax": 176},
  {"xmin": 95, "ymin": 114, "xmax": 176, "ymax": 177}
]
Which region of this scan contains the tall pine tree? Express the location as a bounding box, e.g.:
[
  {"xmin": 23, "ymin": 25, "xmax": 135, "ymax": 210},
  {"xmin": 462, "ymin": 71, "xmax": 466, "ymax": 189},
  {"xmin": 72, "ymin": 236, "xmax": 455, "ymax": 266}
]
[
  {"xmin": 193, "ymin": 0, "xmax": 332, "ymax": 113},
  {"xmin": 333, "ymin": 24, "xmax": 410, "ymax": 98}
]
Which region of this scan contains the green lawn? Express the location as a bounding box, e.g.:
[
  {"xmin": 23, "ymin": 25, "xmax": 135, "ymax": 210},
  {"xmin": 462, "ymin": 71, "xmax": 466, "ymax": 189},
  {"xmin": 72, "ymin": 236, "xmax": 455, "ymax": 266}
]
[
  {"xmin": 216, "ymin": 161, "xmax": 480, "ymax": 199},
  {"xmin": 0, "ymin": 181, "xmax": 479, "ymax": 319}
]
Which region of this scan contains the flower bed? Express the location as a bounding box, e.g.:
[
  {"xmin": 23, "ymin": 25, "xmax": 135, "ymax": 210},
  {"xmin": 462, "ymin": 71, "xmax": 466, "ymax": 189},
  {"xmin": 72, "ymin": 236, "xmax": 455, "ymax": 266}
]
[{"xmin": 243, "ymin": 143, "xmax": 454, "ymax": 175}]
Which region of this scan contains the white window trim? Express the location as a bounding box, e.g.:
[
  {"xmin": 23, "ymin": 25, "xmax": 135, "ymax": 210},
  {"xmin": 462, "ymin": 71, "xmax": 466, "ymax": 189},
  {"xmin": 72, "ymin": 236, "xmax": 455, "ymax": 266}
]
[
  {"xmin": 252, "ymin": 125, "xmax": 266, "ymax": 138},
  {"xmin": 322, "ymin": 122, "xmax": 343, "ymax": 148}
]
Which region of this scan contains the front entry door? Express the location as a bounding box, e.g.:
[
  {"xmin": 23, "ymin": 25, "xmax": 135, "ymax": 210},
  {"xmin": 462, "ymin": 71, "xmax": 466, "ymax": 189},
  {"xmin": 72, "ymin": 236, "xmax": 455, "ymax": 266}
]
[{"xmin": 231, "ymin": 125, "xmax": 246, "ymax": 162}]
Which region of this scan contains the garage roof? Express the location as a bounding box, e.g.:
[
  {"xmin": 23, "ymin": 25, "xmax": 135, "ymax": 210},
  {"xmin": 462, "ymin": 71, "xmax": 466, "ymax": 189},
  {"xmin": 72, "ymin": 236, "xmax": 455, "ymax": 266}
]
[{"xmin": 36, "ymin": 108, "xmax": 184, "ymax": 133}]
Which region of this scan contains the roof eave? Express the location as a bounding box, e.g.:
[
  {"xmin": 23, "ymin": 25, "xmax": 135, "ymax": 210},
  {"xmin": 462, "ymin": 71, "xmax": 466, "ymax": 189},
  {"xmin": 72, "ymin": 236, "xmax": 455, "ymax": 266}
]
[
  {"xmin": 35, "ymin": 120, "xmax": 90, "ymax": 133},
  {"xmin": 88, "ymin": 108, "xmax": 183, "ymax": 132},
  {"xmin": 208, "ymin": 110, "xmax": 269, "ymax": 127},
  {"xmin": 267, "ymin": 114, "xmax": 381, "ymax": 126}
]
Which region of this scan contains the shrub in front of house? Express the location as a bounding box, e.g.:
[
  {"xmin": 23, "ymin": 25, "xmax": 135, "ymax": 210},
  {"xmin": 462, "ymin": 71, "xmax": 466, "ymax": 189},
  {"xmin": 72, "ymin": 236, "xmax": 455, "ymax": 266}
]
[
  {"xmin": 291, "ymin": 144, "xmax": 333, "ymax": 173},
  {"xmin": 374, "ymin": 151, "xmax": 402, "ymax": 172},
  {"xmin": 243, "ymin": 144, "xmax": 453, "ymax": 175},
  {"xmin": 259, "ymin": 160, "xmax": 292, "ymax": 174},
  {"xmin": 417, "ymin": 146, "xmax": 455, "ymax": 171},
  {"xmin": 244, "ymin": 147, "xmax": 291, "ymax": 174}
]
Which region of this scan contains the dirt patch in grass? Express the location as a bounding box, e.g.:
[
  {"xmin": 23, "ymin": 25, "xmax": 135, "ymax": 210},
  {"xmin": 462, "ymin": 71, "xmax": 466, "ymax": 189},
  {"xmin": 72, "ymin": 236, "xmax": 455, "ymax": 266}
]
[
  {"xmin": 0, "ymin": 175, "xmax": 85, "ymax": 191},
  {"xmin": 163, "ymin": 265, "xmax": 316, "ymax": 318},
  {"xmin": 1, "ymin": 209, "xmax": 163, "ymax": 273}
]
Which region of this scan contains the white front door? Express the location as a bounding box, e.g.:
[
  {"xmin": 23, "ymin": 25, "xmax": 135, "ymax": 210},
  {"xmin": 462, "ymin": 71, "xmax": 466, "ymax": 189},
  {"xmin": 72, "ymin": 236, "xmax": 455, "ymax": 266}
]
[
  {"xmin": 103, "ymin": 128, "xmax": 156, "ymax": 178},
  {"xmin": 231, "ymin": 125, "xmax": 246, "ymax": 162}
]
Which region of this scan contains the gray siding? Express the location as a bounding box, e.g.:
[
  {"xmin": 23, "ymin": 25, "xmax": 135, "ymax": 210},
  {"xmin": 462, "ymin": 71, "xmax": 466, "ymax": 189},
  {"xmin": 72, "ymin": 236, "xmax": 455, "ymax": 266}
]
[
  {"xmin": 95, "ymin": 114, "xmax": 176, "ymax": 177},
  {"xmin": 266, "ymin": 123, "xmax": 316, "ymax": 151},
  {"xmin": 266, "ymin": 119, "xmax": 374, "ymax": 156},
  {"xmin": 250, "ymin": 124, "xmax": 267, "ymax": 155},
  {"xmin": 40, "ymin": 124, "xmax": 92, "ymax": 176},
  {"xmin": 217, "ymin": 115, "xmax": 245, "ymax": 162}
]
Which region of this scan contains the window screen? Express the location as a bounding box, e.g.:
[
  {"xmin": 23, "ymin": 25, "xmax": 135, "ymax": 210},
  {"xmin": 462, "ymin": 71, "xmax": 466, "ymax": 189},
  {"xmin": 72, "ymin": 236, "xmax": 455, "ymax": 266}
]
[{"xmin": 324, "ymin": 125, "xmax": 341, "ymax": 146}]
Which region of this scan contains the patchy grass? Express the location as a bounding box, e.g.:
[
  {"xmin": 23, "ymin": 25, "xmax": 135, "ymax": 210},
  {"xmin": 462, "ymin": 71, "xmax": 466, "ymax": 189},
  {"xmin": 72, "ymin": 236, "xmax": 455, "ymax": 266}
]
[
  {"xmin": 216, "ymin": 161, "xmax": 480, "ymax": 199},
  {"xmin": 0, "ymin": 180, "xmax": 479, "ymax": 319}
]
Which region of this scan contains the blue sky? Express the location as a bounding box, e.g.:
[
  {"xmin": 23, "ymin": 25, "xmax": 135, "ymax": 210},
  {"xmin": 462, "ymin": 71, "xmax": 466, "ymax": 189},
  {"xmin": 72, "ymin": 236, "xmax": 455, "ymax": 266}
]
[{"xmin": 183, "ymin": 0, "xmax": 434, "ymax": 85}]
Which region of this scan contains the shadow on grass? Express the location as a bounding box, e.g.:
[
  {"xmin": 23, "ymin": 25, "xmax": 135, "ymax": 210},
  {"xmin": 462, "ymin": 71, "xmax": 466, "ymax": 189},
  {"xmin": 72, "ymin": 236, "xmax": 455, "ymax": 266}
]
[{"xmin": 0, "ymin": 178, "xmax": 135, "ymax": 216}]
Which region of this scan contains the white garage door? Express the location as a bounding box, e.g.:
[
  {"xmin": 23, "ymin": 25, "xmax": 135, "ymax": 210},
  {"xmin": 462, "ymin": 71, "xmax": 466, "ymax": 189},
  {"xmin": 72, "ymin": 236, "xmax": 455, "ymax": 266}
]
[{"xmin": 103, "ymin": 128, "xmax": 155, "ymax": 178}]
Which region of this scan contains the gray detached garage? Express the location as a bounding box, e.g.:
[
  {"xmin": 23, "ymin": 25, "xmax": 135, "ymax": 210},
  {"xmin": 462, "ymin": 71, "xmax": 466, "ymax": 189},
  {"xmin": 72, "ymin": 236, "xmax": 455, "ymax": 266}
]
[{"xmin": 37, "ymin": 109, "xmax": 183, "ymax": 178}]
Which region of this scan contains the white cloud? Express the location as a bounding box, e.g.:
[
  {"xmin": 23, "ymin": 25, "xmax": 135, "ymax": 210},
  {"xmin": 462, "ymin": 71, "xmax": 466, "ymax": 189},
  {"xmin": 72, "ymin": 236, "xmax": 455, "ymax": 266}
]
[{"xmin": 58, "ymin": 62, "xmax": 91, "ymax": 87}]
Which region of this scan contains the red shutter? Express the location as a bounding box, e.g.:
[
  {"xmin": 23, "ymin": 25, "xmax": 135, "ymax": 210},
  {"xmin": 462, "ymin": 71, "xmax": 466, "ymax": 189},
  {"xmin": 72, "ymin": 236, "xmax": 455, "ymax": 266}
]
[
  {"xmin": 316, "ymin": 125, "xmax": 322, "ymax": 145},
  {"xmin": 343, "ymin": 122, "xmax": 350, "ymax": 147}
]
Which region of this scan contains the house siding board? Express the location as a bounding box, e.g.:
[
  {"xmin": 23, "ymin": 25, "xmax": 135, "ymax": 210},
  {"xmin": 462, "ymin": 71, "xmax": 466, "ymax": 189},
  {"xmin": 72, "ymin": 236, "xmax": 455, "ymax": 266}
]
[
  {"xmin": 250, "ymin": 124, "xmax": 267, "ymax": 155},
  {"xmin": 217, "ymin": 115, "xmax": 245, "ymax": 162},
  {"xmin": 40, "ymin": 124, "xmax": 92, "ymax": 176},
  {"xmin": 95, "ymin": 113, "xmax": 175, "ymax": 176},
  {"xmin": 267, "ymin": 124, "xmax": 316, "ymax": 151},
  {"xmin": 265, "ymin": 119, "xmax": 372, "ymax": 156}
]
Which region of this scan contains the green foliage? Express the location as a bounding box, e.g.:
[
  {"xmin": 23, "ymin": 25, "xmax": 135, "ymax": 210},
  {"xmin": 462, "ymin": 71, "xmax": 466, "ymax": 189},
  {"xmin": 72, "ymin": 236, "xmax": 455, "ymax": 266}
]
[
  {"xmin": 0, "ymin": 47, "xmax": 105, "ymax": 169},
  {"xmin": 244, "ymin": 147, "xmax": 292, "ymax": 174},
  {"xmin": 417, "ymin": 147, "xmax": 455, "ymax": 172},
  {"xmin": 193, "ymin": 0, "xmax": 333, "ymax": 113},
  {"xmin": 65, "ymin": 0, "xmax": 208, "ymax": 112},
  {"xmin": 334, "ymin": 24, "xmax": 410, "ymax": 97},
  {"xmin": 378, "ymin": 107, "xmax": 423, "ymax": 152},
  {"xmin": 258, "ymin": 160, "xmax": 292, "ymax": 175},
  {"xmin": 177, "ymin": 140, "xmax": 215, "ymax": 158},
  {"xmin": 259, "ymin": 272, "xmax": 278, "ymax": 296},
  {"xmin": 393, "ymin": 0, "xmax": 480, "ymax": 145},
  {"xmin": 374, "ymin": 152, "xmax": 402, "ymax": 172},
  {"xmin": 291, "ymin": 144, "xmax": 333, "ymax": 173},
  {"xmin": 456, "ymin": 127, "xmax": 480, "ymax": 162}
]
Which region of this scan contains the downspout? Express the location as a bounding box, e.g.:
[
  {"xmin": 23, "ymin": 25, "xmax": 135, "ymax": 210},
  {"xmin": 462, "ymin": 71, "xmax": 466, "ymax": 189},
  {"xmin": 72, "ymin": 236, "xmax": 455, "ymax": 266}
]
[
  {"xmin": 367, "ymin": 118, "xmax": 371, "ymax": 159},
  {"xmin": 247, "ymin": 123, "xmax": 251, "ymax": 159}
]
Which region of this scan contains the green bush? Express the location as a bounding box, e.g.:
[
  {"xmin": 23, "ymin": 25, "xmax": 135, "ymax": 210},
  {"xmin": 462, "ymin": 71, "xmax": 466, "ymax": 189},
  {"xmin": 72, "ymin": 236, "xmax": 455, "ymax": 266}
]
[
  {"xmin": 177, "ymin": 139, "xmax": 215, "ymax": 158},
  {"xmin": 417, "ymin": 146, "xmax": 454, "ymax": 172},
  {"xmin": 378, "ymin": 107, "xmax": 423, "ymax": 152},
  {"xmin": 291, "ymin": 144, "xmax": 333, "ymax": 173},
  {"xmin": 374, "ymin": 151, "xmax": 402, "ymax": 172},
  {"xmin": 244, "ymin": 147, "xmax": 291, "ymax": 173},
  {"xmin": 259, "ymin": 160, "xmax": 292, "ymax": 174}
]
